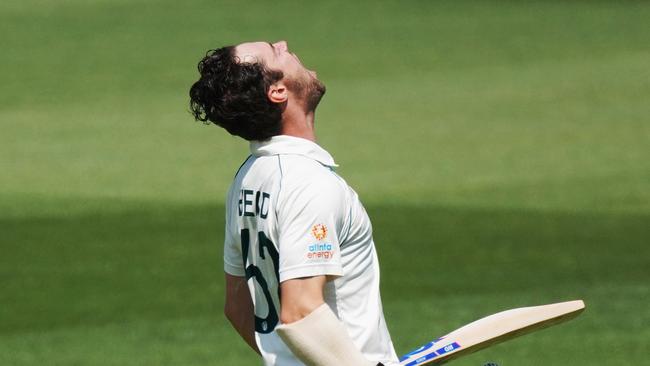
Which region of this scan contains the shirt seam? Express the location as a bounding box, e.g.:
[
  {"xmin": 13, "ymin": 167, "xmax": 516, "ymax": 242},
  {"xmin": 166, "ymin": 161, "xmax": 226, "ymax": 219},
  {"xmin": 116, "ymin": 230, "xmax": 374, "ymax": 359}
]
[{"xmin": 275, "ymin": 155, "xmax": 284, "ymax": 221}]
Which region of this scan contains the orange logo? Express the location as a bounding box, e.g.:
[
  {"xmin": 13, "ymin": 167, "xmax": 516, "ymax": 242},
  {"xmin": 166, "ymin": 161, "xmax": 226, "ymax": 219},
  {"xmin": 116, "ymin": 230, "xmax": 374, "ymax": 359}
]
[{"xmin": 311, "ymin": 224, "xmax": 328, "ymax": 240}]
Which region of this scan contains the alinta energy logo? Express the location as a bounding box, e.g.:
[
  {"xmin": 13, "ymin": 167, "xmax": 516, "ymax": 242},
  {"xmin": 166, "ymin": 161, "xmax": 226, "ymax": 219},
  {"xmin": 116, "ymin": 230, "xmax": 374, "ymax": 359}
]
[
  {"xmin": 308, "ymin": 224, "xmax": 333, "ymax": 260},
  {"xmin": 311, "ymin": 224, "xmax": 327, "ymax": 241}
]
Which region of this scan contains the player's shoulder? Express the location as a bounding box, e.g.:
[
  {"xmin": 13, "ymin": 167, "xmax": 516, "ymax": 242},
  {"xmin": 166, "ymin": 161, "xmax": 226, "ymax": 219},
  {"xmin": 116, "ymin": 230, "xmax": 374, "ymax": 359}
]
[{"xmin": 232, "ymin": 154, "xmax": 281, "ymax": 185}]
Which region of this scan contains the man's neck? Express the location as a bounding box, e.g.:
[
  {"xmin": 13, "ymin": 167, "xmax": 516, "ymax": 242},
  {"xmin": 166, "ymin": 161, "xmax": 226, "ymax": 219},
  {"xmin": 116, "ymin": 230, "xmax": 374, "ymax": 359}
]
[{"xmin": 280, "ymin": 99, "xmax": 317, "ymax": 142}]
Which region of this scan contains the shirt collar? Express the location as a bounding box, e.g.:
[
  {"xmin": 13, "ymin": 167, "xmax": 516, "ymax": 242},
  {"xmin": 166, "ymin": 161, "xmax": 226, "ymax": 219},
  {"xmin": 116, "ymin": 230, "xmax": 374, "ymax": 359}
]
[{"xmin": 250, "ymin": 135, "xmax": 339, "ymax": 167}]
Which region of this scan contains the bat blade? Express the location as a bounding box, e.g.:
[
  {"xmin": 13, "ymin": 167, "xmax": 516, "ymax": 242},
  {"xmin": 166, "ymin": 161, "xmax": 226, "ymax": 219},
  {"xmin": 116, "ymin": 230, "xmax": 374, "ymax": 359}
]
[{"xmin": 399, "ymin": 300, "xmax": 585, "ymax": 365}]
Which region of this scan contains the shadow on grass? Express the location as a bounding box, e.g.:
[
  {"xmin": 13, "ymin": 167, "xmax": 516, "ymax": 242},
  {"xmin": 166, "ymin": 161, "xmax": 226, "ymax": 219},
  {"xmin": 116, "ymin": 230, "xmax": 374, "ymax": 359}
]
[{"xmin": 1, "ymin": 199, "xmax": 647, "ymax": 334}]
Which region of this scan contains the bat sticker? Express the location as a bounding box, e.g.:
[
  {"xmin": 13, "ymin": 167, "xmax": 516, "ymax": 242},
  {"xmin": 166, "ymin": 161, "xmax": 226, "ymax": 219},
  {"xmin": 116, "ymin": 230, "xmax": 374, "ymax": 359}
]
[{"xmin": 401, "ymin": 340, "xmax": 462, "ymax": 365}]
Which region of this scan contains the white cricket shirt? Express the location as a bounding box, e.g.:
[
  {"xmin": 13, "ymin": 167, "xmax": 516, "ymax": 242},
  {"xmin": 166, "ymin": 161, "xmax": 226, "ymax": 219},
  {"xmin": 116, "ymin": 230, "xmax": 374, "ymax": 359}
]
[{"xmin": 224, "ymin": 135, "xmax": 398, "ymax": 366}]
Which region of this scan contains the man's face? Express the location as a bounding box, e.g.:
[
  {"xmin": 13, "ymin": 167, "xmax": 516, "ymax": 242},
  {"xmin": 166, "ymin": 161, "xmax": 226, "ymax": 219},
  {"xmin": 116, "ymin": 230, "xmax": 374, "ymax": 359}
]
[{"xmin": 234, "ymin": 41, "xmax": 325, "ymax": 110}]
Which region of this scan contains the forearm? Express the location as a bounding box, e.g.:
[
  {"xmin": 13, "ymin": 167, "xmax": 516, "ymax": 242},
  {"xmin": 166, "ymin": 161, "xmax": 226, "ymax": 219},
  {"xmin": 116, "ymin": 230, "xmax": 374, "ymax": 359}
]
[
  {"xmin": 224, "ymin": 273, "xmax": 261, "ymax": 355},
  {"xmin": 225, "ymin": 303, "xmax": 260, "ymax": 355}
]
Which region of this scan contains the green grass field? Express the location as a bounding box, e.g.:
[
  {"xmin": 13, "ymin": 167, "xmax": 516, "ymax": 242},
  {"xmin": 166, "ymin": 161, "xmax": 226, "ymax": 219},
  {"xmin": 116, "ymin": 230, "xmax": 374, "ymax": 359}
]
[{"xmin": 1, "ymin": 0, "xmax": 648, "ymax": 365}]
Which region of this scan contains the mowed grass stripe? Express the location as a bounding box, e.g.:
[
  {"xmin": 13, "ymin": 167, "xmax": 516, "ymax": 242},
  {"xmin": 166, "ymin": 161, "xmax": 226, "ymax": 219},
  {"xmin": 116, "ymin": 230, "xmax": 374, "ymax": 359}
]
[
  {"xmin": 2, "ymin": 1, "xmax": 649, "ymax": 108},
  {"xmin": 1, "ymin": 200, "xmax": 648, "ymax": 364},
  {"xmin": 2, "ymin": 201, "xmax": 647, "ymax": 322},
  {"xmin": 2, "ymin": 47, "xmax": 648, "ymax": 208}
]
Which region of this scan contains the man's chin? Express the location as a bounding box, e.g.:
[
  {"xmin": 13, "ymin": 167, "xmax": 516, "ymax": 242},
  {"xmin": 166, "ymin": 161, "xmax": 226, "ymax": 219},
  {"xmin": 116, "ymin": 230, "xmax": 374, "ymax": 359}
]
[
  {"xmin": 307, "ymin": 80, "xmax": 326, "ymax": 111},
  {"xmin": 287, "ymin": 72, "xmax": 326, "ymax": 111}
]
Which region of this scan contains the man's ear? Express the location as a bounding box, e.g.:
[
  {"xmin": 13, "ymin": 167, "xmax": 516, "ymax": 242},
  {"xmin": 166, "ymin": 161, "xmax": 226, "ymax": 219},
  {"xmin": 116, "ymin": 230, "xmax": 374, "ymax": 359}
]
[{"xmin": 268, "ymin": 82, "xmax": 288, "ymax": 104}]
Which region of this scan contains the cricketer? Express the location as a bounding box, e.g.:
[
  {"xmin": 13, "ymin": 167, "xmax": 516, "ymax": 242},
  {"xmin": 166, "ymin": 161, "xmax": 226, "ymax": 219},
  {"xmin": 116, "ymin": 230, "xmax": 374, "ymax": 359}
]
[{"xmin": 189, "ymin": 40, "xmax": 398, "ymax": 366}]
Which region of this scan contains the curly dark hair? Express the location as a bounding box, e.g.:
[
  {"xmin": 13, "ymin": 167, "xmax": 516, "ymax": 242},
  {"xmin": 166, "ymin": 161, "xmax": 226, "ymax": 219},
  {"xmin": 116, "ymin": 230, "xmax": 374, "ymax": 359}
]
[{"xmin": 189, "ymin": 46, "xmax": 284, "ymax": 141}]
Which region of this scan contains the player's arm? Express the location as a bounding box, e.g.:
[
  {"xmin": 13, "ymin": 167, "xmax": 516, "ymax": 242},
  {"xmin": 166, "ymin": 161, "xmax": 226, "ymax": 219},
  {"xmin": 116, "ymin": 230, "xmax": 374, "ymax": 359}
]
[
  {"xmin": 279, "ymin": 275, "xmax": 327, "ymax": 323},
  {"xmin": 224, "ymin": 273, "xmax": 260, "ymax": 355},
  {"xmin": 277, "ymin": 276, "xmax": 379, "ymax": 366}
]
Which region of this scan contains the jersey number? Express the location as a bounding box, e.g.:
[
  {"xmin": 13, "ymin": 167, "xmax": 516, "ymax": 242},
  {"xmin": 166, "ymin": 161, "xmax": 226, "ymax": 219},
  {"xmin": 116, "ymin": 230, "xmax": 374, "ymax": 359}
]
[{"xmin": 241, "ymin": 228, "xmax": 280, "ymax": 333}]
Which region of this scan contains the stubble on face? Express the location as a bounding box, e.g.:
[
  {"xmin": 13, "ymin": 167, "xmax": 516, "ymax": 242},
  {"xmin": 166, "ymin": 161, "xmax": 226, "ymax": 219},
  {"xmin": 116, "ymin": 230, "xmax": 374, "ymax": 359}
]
[{"xmin": 286, "ymin": 72, "xmax": 326, "ymax": 112}]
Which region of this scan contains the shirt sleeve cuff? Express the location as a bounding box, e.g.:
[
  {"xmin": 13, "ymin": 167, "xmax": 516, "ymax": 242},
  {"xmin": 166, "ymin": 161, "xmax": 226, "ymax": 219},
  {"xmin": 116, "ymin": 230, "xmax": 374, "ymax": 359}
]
[
  {"xmin": 279, "ymin": 263, "xmax": 343, "ymax": 283},
  {"xmin": 224, "ymin": 260, "xmax": 246, "ymax": 277}
]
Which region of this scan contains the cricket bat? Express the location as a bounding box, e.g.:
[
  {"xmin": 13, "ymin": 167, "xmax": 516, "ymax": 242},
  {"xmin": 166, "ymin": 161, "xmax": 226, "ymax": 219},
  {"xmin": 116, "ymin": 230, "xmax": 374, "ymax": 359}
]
[{"xmin": 399, "ymin": 300, "xmax": 585, "ymax": 365}]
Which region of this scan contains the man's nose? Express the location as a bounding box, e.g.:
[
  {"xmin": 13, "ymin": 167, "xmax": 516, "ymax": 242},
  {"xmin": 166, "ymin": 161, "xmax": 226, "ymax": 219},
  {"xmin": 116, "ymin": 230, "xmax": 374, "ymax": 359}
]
[{"xmin": 274, "ymin": 40, "xmax": 288, "ymax": 52}]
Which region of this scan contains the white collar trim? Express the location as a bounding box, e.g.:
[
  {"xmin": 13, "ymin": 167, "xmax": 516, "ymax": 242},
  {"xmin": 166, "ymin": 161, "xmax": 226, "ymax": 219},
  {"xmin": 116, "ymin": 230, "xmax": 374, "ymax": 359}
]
[{"xmin": 250, "ymin": 135, "xmax": 338, "ymax": 167}]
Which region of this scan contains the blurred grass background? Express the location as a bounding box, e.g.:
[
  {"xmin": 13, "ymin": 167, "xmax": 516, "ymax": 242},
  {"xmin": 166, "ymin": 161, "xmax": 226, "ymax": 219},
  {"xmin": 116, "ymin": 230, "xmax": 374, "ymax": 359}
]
[{"xmin": 1, "ymin": 0, "xmax": 648, "ymax": 365}]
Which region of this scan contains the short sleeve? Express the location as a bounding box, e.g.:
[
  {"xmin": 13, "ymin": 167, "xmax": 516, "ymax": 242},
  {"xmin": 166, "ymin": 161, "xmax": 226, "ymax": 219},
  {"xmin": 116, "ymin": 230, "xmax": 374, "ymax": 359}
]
[
  {"xmin": 276, "ymin": 176, "xmax": 345, "ymax": 282},
  {"xmin": 224, "ymin": 186, "xmax": 245, "ymax": 277}
]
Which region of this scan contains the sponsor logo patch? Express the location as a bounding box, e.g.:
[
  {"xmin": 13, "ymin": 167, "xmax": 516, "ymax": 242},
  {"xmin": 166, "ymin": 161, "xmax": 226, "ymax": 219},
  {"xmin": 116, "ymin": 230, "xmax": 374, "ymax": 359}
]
[{"xmin": 311, "ymin": 224, "xmax": 328, "ymax": 241}]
